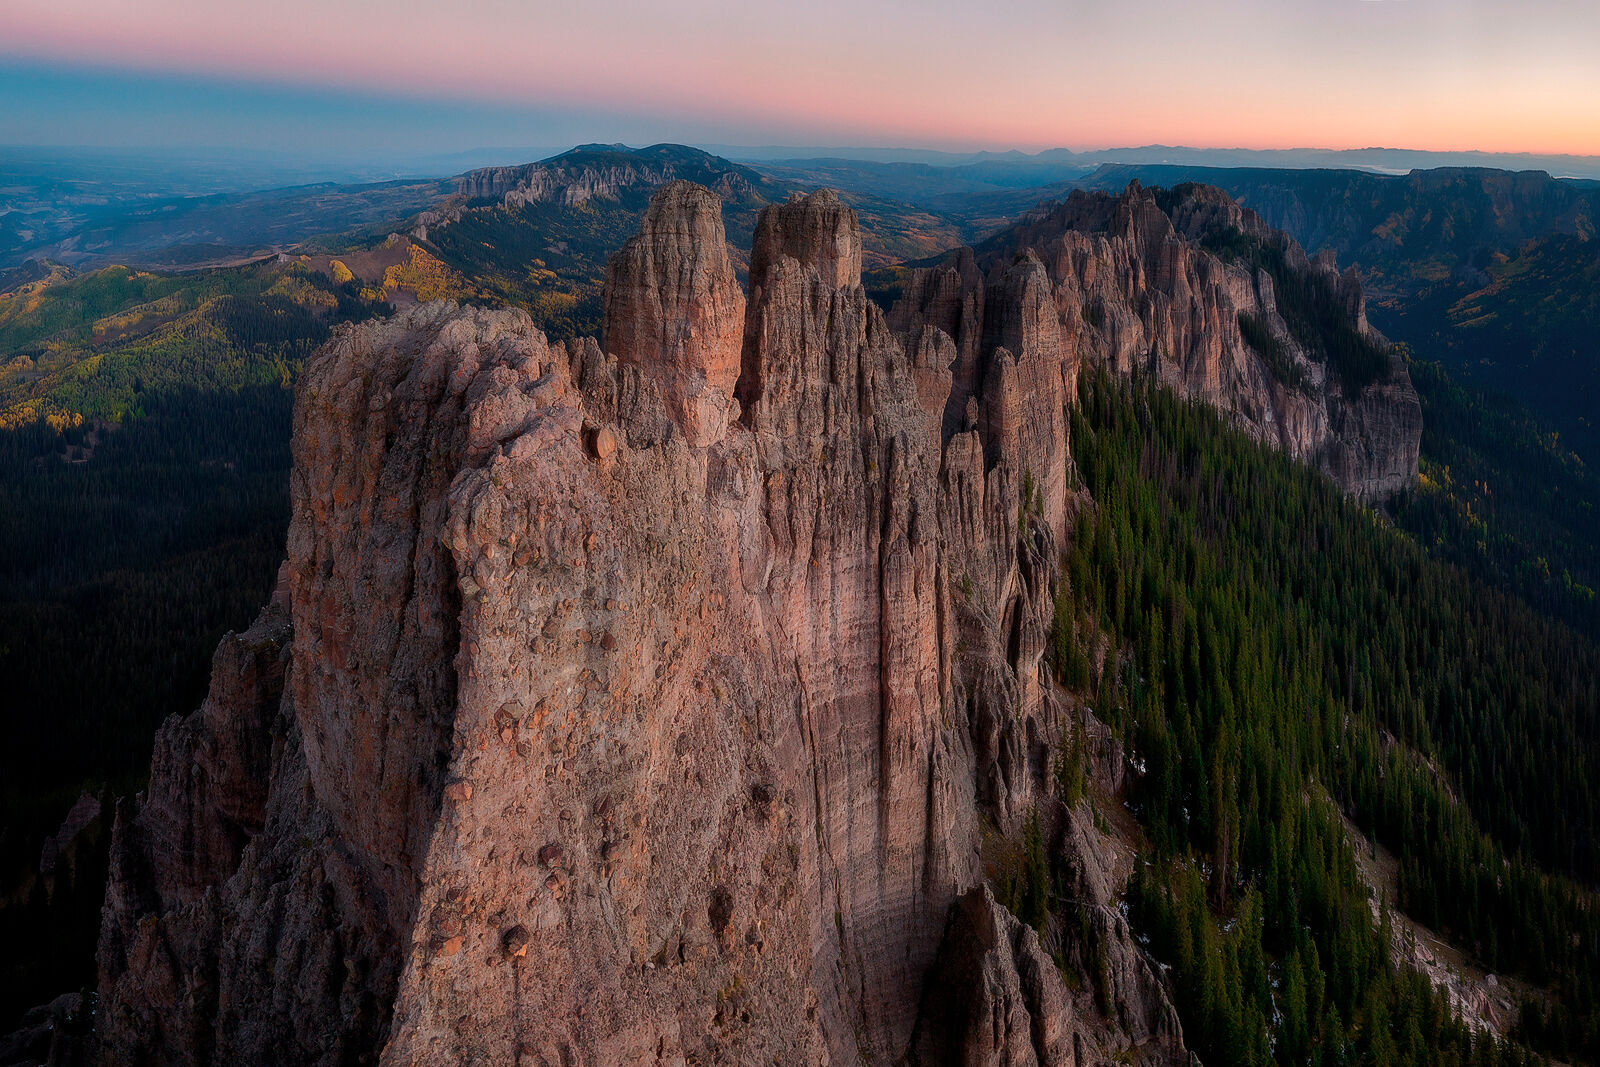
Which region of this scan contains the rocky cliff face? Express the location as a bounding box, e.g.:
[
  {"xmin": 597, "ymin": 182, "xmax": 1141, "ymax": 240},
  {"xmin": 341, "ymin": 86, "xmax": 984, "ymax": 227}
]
[
  {"xmin": 95, "ymin": 178, "xmax": 1406, "ymax": 1066},
  {"xmin": 601, "ymin": 182, "xmax": 746, "ymax": 447},
  {"xmin": 893, "ymin": 181, "xmax": 1420, "ymax": 503}
]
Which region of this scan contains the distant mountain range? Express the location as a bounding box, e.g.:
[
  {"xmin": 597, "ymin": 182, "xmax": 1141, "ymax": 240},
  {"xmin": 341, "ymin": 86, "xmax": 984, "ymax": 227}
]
[
  {"xmin": 4, "ymin": 141, "xmax": 1597, "ymax": 461},
  {"xmin": 8, "ymin": 141, "xmax": 1600, "ymax": 269},
  {"xmin": 712, "ymin": 143, "xmax": 1600, "ymax": 179}
]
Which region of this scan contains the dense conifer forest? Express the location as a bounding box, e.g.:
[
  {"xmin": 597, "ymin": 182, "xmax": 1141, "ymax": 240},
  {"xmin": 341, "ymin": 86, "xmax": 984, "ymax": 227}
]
[
  {"xmin": 1395, "ymin": 358, "xmax": 1600, "ymax": 639},
  {"xmin": 0, "ymin": 387, "xmax": 294, "ymax": 1022},
  {"xmin": 1049, "ymin": 372, "xmax": 1598, "ymax": 1064},
  {"xmin": 0, "ymin": 253, "xmax": 357, "ymax": 1023}
]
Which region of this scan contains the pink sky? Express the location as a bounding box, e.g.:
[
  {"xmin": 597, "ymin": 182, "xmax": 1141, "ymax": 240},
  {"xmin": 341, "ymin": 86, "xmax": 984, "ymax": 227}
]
[{"xmin": 8, "ymin": 0, "xmax": 1599, "ymax": 153}]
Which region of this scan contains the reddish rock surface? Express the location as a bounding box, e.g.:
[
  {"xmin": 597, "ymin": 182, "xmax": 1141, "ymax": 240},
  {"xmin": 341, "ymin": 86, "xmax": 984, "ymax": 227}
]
[
  {"xmin": 894, "ymin": 181, "xmax": 1421, "ymax": 503},
  {"xmin": 602, "ymin": 181, "xmax": 746, "ymax": 447},
  {"xmin": 95, "ymin": 179, "xmax": 1411, "ymax": 1065}
]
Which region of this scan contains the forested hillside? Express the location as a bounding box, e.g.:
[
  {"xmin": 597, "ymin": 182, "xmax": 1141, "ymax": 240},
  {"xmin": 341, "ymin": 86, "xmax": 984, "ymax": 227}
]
[
  {"xmin": 0, "ymin": 256, "xmax": 392, "ymax": 1025},
  {"xmin": 1396, "ymin": 357, "xmax": 1600, "ymax": 637},
  {"xmin": 0, "ymin": 260, "xmax": 382, "ymax": 431},
  {"xmin": 1390, "ymin": 233, "xmax": 1600, "ymax": 462},
  {"xmin": 0, "ymin": 387, "xmax": 294, "ymax": 1022},
  {"xmin": 1056, "ymin": 372, "xmax": 1599, "ymax": 1064}
]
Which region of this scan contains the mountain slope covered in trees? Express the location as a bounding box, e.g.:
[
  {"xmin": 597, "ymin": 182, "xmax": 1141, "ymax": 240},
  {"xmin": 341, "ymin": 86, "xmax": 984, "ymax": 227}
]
[{"xmin": 1059, "ymin": 372, "xmax": 1599, "ymax": 1063}]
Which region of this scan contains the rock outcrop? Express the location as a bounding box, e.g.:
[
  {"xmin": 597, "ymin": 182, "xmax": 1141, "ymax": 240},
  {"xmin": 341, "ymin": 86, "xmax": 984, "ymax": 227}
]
[
  {"xmin": 892, "ymin": 181, "xmax": 1420, "ymax": 503},
  {"xmin": 602, "ymin": 182, "xmax": 746, "ymax": 447},
  {"xmin": 95, "ymin": 179, "xmax": 1408, "ymax": 1066},
  {"xmin": 912, "ymin": 886, "xmax": 1075, "ymax": 1066},
  {"xmin": 37, "ymin": 792, "xmax": 104, "ymax": 905}
]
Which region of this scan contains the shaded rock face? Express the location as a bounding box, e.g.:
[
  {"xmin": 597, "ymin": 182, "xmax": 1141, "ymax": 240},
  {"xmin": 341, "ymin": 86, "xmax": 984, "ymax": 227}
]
[
  {"xmin": 907, "ymin": 882, "xmax": 1187, "ymax": 1067},
  {"xmin": 892, "ymin": 181, "xmax": 1421, "ymax": 503},
  {"xmin": 413, "ymin": 145, "xmax": 769, "ymax": 245},
  {"xmin": 38, "ymin": 792, "xmax": 105, "ymax": 903},
  {"xmin": 456, "ymin": 160, "xmax": 673, "ymax": 208},
  {"xmin": 95, "ymin": 307, "xmax": 549, "ymax": 1065},
  {"xmin": 97, "ymin": 181, "xmax": 1411, "ymax": 1066},
  {"xmin": 912, "ymin": 886, "xmax": 1074, "ymax": 1067}
]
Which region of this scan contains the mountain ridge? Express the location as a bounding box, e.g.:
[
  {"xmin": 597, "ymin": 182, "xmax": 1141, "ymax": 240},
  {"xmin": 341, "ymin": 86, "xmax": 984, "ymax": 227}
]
[
  {"xmin": 92, "ymin": 178, "xmax": 1415, "ymax": 1064},
  {"xmin": 892, "ymin": 180, "xmax": 1420, "ymax": 502}
]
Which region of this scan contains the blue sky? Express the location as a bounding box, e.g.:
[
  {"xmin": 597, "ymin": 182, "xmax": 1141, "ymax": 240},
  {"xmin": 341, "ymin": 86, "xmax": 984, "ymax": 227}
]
[
  {"xmin": 0, "ymin": 59, "xmax": 604, "ymax": 163},
  {"xmin": 3, "ymin": 0, "xmax": 1598, "ymax": 158}
]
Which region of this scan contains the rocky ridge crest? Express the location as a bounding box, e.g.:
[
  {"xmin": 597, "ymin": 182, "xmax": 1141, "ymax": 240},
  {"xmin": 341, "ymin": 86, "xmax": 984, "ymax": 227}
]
[
  {"xmin": 94, "ymin": 179, "xmax": 1413, "ymax": 1065},
  {"xmin": 894, "ymin": 181, "xmax": 1421, "ymax": 502}
]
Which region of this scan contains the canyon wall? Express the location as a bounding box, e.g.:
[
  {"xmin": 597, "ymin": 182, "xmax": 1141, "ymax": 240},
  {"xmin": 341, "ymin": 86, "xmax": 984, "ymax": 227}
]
[{"xmin": 95, "ymin": 179, "xmax": 1416, "ymax": 1065}]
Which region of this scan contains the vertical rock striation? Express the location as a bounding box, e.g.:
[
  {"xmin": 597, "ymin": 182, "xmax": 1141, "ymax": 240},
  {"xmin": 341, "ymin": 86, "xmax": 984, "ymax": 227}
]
[
  {"xmin": 96, "ymin": 178, "xmax": 1410, "ymax": 1065},
  {"xmin": 602, "ymin": 181, "xmax": 746, "ymax": 447}
]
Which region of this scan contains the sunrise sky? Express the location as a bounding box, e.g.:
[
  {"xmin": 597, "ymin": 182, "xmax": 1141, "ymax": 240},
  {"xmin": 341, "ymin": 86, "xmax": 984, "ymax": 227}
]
[{"xmin": 3, "ymin": 0, "xmax": 1597, "ymax": 158}]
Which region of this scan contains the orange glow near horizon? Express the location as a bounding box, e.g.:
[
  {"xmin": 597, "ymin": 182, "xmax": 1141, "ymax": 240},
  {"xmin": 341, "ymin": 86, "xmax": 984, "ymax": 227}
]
[{"xmin": 5, "ymin": 0, "xmax": 1599, "ymax": 156}]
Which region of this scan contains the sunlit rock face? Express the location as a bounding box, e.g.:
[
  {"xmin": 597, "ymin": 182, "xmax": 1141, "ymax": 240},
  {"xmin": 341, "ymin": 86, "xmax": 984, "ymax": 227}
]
[{"xmin": 97, "ymin": 176, "xmax": 1414, "ymax": 1066}]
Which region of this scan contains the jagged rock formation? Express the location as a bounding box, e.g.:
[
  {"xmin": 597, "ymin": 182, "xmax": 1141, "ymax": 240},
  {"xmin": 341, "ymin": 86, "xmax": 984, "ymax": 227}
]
[
  {"xmin": 1081, "ymin": 165, "xmax": 1600, "ymax": 280},
  {"xmin": 35, "ymin": 793, "xmax": 104, "ymax": 905},
  {"xmin": 601, "ymin": 183, "xmax": 746, "ymax": 447},
  {"xmin": 912, "ymin": 886, "xmax": 1076, "ymax": 1065},
  {"xmin": 893, "ymin": 181, "xmax": 1420, "ymax": 502},
  {"xmin": 95, "ymin": 179, "xmax": 1411, "ymax": 1066}
]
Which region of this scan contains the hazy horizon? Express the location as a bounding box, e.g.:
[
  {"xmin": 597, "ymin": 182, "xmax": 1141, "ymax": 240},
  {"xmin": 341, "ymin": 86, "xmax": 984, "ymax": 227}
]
[
  {"xmin": 9, "ymin": 129, "xmax": 1600, "ymax": 193},
  {"xmin": 5, "ymin": 0, "xmax": 1599, "ymax": 160}
]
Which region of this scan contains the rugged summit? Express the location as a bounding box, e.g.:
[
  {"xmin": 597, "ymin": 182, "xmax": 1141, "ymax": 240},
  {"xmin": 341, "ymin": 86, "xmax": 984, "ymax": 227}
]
[
  {"xmin": 894, "ymin": 181, "xmax": 1420, "ymax": 501},
  {"xmin": 601, "ymin": 182, "xmax": 746, "ymax": 447},
  {"xmin": 95, "ymin": 180, "xmax": 1411, "ymax": 1065}
]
